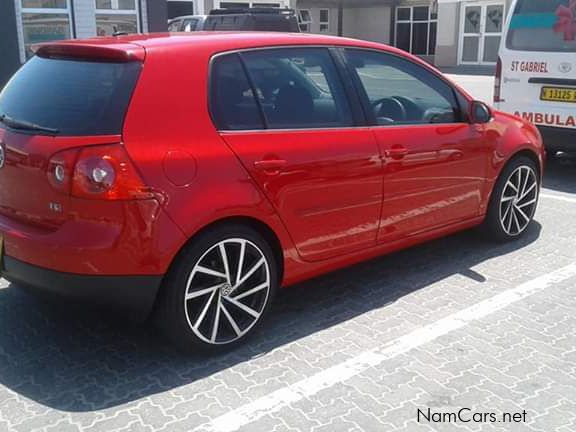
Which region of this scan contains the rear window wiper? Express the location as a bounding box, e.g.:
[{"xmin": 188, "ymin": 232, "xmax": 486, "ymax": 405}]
[{"xmin": 0, "ymin": 113, "xmax": 59, "ymax": 135}]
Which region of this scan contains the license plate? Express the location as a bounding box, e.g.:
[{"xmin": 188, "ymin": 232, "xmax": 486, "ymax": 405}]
[{"xmin": 540, "ymin": 86, "xmax": 576, "ymax": 103}]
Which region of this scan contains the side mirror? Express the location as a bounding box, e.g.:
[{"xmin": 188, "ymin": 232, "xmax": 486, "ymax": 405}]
[{"xmin": 469, "ymin": 100, "xmax": 492, "ymax": 124}]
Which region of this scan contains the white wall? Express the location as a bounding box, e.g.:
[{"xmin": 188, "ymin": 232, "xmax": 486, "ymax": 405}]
[
  {"xmin": 343, "ymin": 6, "xmax": 391, "ymax": 44},
  {"xmin": 74, "ymin": 0, "xmax": 149, "ymax": 37},
  {"xmin": 74, "ymin": 0, "xmax": 98, "ymax": 38}
]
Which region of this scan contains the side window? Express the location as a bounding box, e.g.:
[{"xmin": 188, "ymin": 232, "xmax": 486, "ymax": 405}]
[
  {"xmin": 241, "ymin": 48, "xmax": 354, "ymax": 129},
  {"xmin": 168, "ymin": 20, "xmax": 181, "ymax": 32},
  {"xmin": 210, "ymin": 54, "xmax": 264, "ymax": 131},
  {"xmin": 183, "ymin": 19, "xmax": 199, "ymax": 32},
  {"xmin": 345, "ymin": 49, "xmax": 461, "ymax": 126}
]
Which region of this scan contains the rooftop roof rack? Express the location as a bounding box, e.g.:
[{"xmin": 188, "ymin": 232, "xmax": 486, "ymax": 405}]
[{"xmin": 208, "ymin": 7, "xmax": 295, "ymax": 16}]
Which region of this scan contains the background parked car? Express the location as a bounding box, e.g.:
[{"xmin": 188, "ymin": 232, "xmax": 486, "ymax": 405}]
[
  {"xmin": 168, "ymin": 15, "xmax": 208, "ymax": 32},
  {"xmin": 168, "ymin": 8, "xmax": 300, "ymax": 33}
]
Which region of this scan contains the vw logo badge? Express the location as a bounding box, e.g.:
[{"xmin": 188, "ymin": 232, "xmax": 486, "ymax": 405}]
[
  {"xmin": 0, "ymin": 144, "xmax": 5, "ymax": 169},
  {"xmin": 559, "ymin": 62, "xmax": 572, "ymax": 73},
  {"xmin": 221, "ymin": 283, "xmax": 233, "ymax": 297}
]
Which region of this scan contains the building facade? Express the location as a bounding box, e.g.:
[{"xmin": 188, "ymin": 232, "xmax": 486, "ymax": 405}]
[
  {"xmin": 294, "ymin": 0, "xmax": 509, "ymax": 68},
  {"xmin": 1, "ymin": 0, "xmax": 508, "ymax": 87},
  {"xmin": 1, "ymin": 0, "xmax": 167, "ymax": 87},
  {"xmin": 436, "ymin": 0, "xmax": 512, "ymax": 67}
]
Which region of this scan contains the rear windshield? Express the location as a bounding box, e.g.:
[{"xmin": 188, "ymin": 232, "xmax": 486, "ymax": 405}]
[
  {"xmin": 507, "ymin": 0, "xmax": 576, "ymax": 52},
  {"xmin": 0, "ymin": 56, "xmax": 141, "ymax": 136}
]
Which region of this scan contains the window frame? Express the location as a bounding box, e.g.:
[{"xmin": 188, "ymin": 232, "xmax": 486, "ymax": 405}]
[
  {"xmin": 208, "ymin": 46, "xmax": 366, "ymax": 133},
  {"xmin": 297, "ymin": 9, "xmax": 312, "ymax": 32},
  {"xmin": 395, "ymin": 5, "xmax": 438, "ymax": 56},
  {"xmin": 95, "ymin": 0, "xmax": 141, "ymax": 36},
  {"xmin": 17, "ymin": 0, "xmax": 75, "ymax": 63},
  {"xmin": 319, "ymin": 8, "xmax": 330, "ymax": 33},
  {"xmin": 341, "ymin": 47, "xmax": 469, "ymax": 127}
]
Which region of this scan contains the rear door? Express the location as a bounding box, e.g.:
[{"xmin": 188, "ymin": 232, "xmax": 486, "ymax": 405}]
[
  {"xmin": 211, "ymin": 48, "xmax": 383, "ymax": 262},
  {"xmin": 498, "ymin": 0, "xmax": 576, "ymax": 130}
]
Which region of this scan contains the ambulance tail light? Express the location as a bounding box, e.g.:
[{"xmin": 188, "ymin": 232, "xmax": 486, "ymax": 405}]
[{"xmin": 494, "ymin": 57, "xmax": 503, "ymax": 103}]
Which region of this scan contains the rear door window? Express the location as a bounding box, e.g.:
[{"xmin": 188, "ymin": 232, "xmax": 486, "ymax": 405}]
[
  {"xmin": 0, "ymin": 56, "xmax": 141, "ymax": 136},
  {"xmin": 240, "ymin": 48, "xmax": 354, "ymax": 129},
  {"xmin": 210, "ymin": 53, "xmax": 265, "ymax": 131},
  {"xmin": 507, "ymin": 0, "xmax": 576, "ymax": 52}
]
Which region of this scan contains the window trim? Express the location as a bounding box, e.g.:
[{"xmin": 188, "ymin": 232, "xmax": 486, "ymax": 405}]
[
  {"xmin": 340, "ymin": 47, "xmax": 469, "ymax": 128},
  {"xmin": 237, "ymin": 52, "xmax": 269, "ymax": 129},
  {"xmin": 395, "ymin": 5, "xmax": 438, "ymax": 56},
  {"xmin": 17, "ymin": 0, "xmax": 75, "ymax": 63},
  {"xmin": 95, "ymin": 0, "xmax": 141, "ymax": 36},
  {"xmin": 207, "ymin": 45, "xmax": 366, "ymax": 133}
]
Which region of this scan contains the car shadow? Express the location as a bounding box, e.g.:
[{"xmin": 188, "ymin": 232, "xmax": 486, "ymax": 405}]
[
  {"xmin": 543, "ymin": 154, "xmax": 576, "ymax": 194},
  {"xmin": 0, "ymin": 222, "xmax": 541, "ymax": 412}
]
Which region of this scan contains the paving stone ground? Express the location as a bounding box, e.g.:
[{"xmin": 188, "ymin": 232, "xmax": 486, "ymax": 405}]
[{"xmin": 0, "ymin": 75, "xmax": 575, "ymax": 431}]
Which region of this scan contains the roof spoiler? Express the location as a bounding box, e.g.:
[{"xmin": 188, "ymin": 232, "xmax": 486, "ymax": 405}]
[{"xmin": 33, "ymin": 42, "xmax": 145, "ymax": 62}]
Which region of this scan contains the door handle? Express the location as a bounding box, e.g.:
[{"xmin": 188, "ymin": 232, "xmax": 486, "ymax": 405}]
[
  {"xmin": 386, "ymin": 147, "xmax": 409, "ymax": 160},
  {"xmin": 254, "ymin": 159, "xmax": 287, "ymax": 173}
]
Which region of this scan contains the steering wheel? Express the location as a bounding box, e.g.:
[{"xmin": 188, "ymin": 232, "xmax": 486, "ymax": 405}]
[
  {"xmin": 391, "ymin": 96, "xmax": 422, "ymax": 121},
  {"xmin": 371, "ymin": 97, "xmax": 407, "ymax": 122}
]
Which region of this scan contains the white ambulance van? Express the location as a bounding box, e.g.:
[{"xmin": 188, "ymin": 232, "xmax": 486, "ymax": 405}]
[{"xmin": 496, "ymin": 0, "xmax": 576, "ymax": 154}]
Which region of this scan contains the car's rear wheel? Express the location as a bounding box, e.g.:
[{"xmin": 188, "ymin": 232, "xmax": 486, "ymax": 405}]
[
  {"xmin": 156, "ymin": 224, "xmax": 278, "ymax": 352},
  {"xmin": 483, "ymin": 156, "xmax": 540, "ymax": 241}
]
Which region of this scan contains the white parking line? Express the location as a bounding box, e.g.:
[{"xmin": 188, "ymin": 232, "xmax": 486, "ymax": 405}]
[
  {"xmin": 195, "ymin": 263, "xmax": 576, "ymax": 432},
  {"xmin": 541, "ymin": 193, "xmax": 576, "ymax": 204}
]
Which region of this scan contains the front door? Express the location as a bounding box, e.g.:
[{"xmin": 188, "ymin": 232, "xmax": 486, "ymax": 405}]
[
  {"xmin": 344, "ymin": 48, "xmax": 490, "ymax": 242},
  {"xmin": 210, "ymin": 48, "xmax": 383, "ymax": 262},
  {"xmin": 460, "ymin": 2, "xmax": 506, "ymax": 65}
]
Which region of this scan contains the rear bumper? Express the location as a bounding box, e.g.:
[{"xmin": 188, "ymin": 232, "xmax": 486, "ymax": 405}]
[
  {"xmin": 0, "ymin": 199, "xmax": 186, "ymax": 275},
  {"xmin": 2, "ymin": 255, "xmax": 162, "ymax": 320},
  {"xmin": 537, "ymin": 126, "xmax": 576, "ymax": 152}
]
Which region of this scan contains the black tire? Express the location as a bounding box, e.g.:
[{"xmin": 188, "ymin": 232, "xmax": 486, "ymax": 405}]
[
  {"xmin": 482, "ymin": 156, "xmax": 540, "ymax": 242},
  {"xmin": 155, "ymin": 224, "xmax": 278, "ymax": 353}
]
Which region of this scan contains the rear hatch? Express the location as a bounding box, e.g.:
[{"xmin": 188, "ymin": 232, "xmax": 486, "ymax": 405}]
[
  {"xmin": 0, "ymin": 43, "xmax": 143, "ymax": 229},
  {"xmin": 498, "ymin": 0, "xmax": 576, "ymax": 130}
]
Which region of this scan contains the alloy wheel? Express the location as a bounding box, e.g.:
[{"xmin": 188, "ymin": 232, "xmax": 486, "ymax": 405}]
[
  {"xmin": 183, "ymin": 238, "xmax": 271, "ymax": 345},
  {"xmin": 499, "ymin": 165, "xmax": 539, "ymax": 236}
]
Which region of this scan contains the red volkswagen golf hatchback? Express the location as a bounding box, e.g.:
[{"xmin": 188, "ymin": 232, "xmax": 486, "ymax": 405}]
[{"xmin": 0, "ymin": 33, "xmax": 543, "ymax": 351}]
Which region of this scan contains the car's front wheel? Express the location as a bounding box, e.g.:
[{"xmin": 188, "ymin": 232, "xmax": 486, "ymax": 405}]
[
  {"xmin": 156, "ymin": 224, "xmax": 278, "ymax": 352},
  {"xmin": 483, "ymin": 156, "xmax": 540, "ymax": 241}
]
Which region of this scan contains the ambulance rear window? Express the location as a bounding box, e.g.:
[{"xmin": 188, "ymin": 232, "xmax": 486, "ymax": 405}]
[{"xmin": 507, "ymin": 0, "xmax": 576, "ymax": 52}]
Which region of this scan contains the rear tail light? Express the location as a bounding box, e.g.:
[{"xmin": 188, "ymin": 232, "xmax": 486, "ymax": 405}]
[
  {"xmin": 48, "ymin": 148, "xmax": 80, "ymax": 194},
  {"xmin": 494, "ymin": 56, "xmax": 503, "ymax": 103},
  {"xmin": 48, "ymin": 144, "xmax": 153, "ymax": 200}
]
